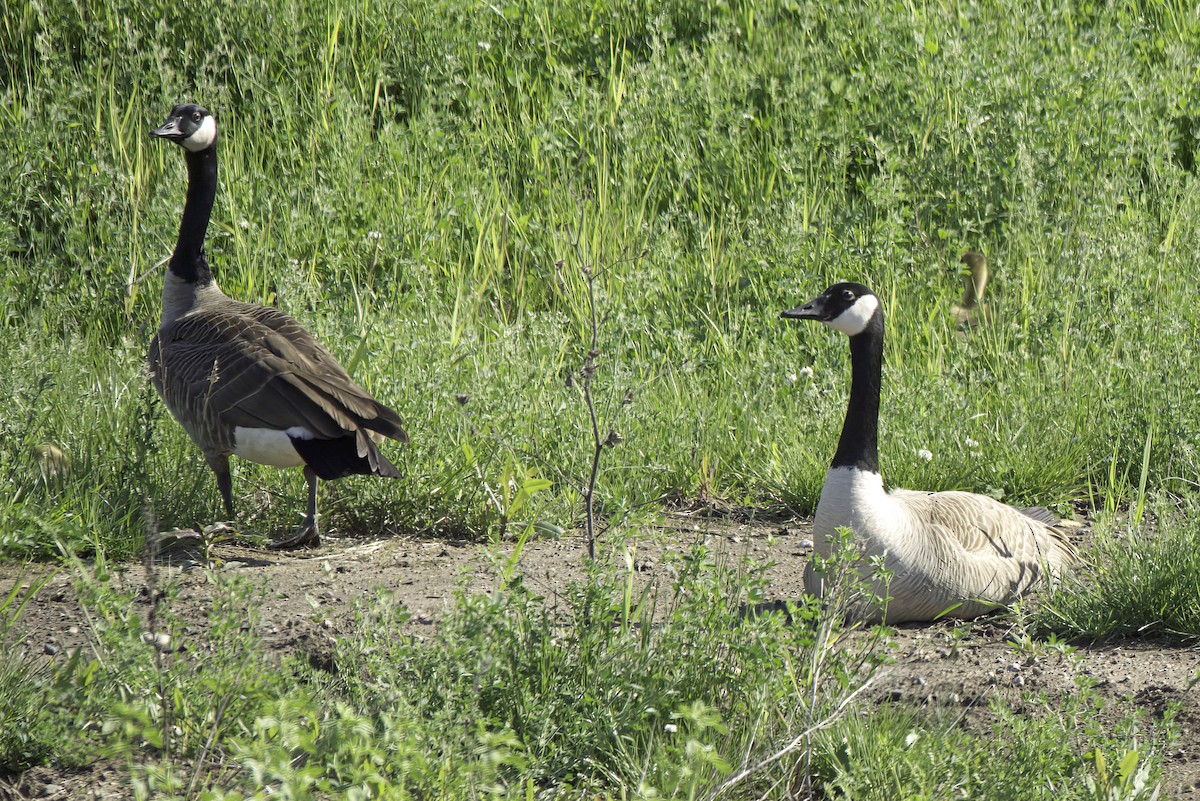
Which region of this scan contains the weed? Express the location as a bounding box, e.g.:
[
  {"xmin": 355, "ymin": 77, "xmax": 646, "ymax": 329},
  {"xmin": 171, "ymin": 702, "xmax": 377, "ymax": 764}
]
[
  {"xmin": 1037, "ymin": 495, "xmax": 1200, "ymax": 638},
  {"xmin": 811, "ymin": 682, "xmax": 1175, "ymax": 801},
  {"xmin": 0, "ymin": 575, "xmax": 55, "ymax": 772}
]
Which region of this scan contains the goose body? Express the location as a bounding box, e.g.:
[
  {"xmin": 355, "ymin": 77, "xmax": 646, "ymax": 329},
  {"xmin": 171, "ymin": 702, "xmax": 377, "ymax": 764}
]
[
  {"xmin": 950, "ymin": 251, "xmax": 991, "ymax": 328},
  {"xmin": 783, "ymin": 282, "xmax": 1078, "ymax": 623},
  {"xmin": 149, "ymin": 104, "xmax": 407, "ymax": 549}
]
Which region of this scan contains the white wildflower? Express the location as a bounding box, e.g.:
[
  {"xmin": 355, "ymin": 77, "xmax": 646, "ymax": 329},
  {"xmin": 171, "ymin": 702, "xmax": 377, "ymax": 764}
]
[
  {"xmin": 664, "ymin": 723, "xmax": 678, "ymax": 733},
  {"xmin": 965, "ymin": 437, "xmax": 979, "ymax": 449},
  {"xmin": 799, "ymin": 366, "xmax": 814, "ymax": 380},
  {"xmin": 905, "ymin": 731, "xmax": 920, "ymax": 748},
  {"xmin": 785, "ymin": 371, "xmax": 798, "ymax": 385},
  {"xmin": 917, "ymin": 448, "xmax": 933, "ymax": 462},
  {"xmin": 366, "ymin": 230, "xmax": 383, "ymax": 240}
]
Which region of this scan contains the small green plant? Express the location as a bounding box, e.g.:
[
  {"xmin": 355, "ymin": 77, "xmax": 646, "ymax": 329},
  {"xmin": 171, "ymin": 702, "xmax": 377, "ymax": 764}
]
[
  {"xmin": 0, "ymin": 574, "xmax": 55, "ymax": 772},
  {"xmin": 811, "ymin": 682, "xmax": 1174, "ymax": 801},
  {"xmin": 1036, "ymin": 494, "xmax": 1200, "ymax": 639},
  {"xmin": 1085, "ymin": 747, "xmax": 1161, "ymax": 801},
  {"xmin": 44, "ymin": 545, "xmax": 293, "ymax": 797}
]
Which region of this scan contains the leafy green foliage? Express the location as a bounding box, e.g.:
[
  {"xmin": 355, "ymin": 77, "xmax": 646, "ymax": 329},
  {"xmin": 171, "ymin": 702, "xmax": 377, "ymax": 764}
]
[
  {"xmin": 1038, "ymin": 494, "xmax": 1200, "ymax": 638},
  {"xmin": 0, "ymin": 536, "xmax": 1178, "ymax": 798},
  {"xmin": 332, "ymin": 542, "xmax": 817, "ymax": 795},
  {"xmin": 43, "ymin": 551, "xmax": 294, "ymax": 786},
  {"xmin": 812, "ymin": 685, "xmax": 1174, "ymax": 801}
]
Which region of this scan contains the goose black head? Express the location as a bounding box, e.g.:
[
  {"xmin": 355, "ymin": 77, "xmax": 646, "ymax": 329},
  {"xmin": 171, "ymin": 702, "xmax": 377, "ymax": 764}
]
[
  {"xmin": 151, "ymin": 104, "xmax": 217, "ymax": 153},
  {"xmin": 781, "ymin": 282, "xmax": 881, "ymax": 337}
]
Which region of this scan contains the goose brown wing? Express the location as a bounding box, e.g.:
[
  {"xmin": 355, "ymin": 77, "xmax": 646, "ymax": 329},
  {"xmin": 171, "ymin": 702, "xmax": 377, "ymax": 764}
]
[
  {"xmin": 894, "ymin": 490, "xmax": 1078, "ymax": 565},
  {"xmin": 885, "ymin": 489, "xmax": 1079, "ymax": 611},
  {"xmin": 236, "ymin": 303, "xmax": 408, "ymax": 440},
  {"xmin": 157, "ymin": 308, "xmax": 406, "ymax": 442}
]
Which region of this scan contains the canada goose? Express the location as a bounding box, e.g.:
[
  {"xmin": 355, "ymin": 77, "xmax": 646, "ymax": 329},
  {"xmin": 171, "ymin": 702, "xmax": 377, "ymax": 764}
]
[
  {"xmin": 951, "ymin": 251, "xmax": 991, "ymax": 327},
  {"xmin": 781, "ymin": 282, "xmax": 1079, "ymax": 623},
  {"xmin": 148, "ymin": 104, "xmax": 407, "ymax": 549},
  {"xmin": 32, "ymin": 443, "xmax": 72, "ymax": 481}
]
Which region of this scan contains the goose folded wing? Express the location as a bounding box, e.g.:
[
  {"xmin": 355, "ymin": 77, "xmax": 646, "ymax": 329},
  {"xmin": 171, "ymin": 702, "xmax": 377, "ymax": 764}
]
[
  {"xmin": 159, "ymin": 315, "xmax": 400, "ymax": 440},
  {"xmin": 896, "ymin": 490, "xmax": 1059, "ymax": 563},
  {"xmin": 889, "ymin": 491, "xmax": 1051, "ymax": 600},
  {"xmin": 239, "ymin": 305, "xmax": 408, "ymax": 440}
]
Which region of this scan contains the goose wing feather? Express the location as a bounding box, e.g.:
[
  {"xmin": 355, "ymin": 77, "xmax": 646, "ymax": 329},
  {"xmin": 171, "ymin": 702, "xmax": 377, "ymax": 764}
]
[
  {"xmin": 235, "ymin": 301, "xmax": 407, "ymax": 439},
  {"xmin": 155, "ymin": 306, "xmax": 406, "ymax": 443},
  {"xmin": 892, "ymin": 489, "xmax": 1079, "ymax": 568},
  {"xmin": 871, "ymin": 489, "xmax": 1080, "ymax": 620},
  {"xmin": 1013, "ymin": 505, "xmax": 1061, "ymax": 526}
]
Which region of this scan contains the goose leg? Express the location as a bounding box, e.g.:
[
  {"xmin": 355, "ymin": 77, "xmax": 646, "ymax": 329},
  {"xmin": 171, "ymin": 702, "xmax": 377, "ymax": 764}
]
[
  {"xmin": 205, "ymin": 453, "xmax": 235, "ymax": 518},
  {"xmin": 268, "ymin": 466, "xmax": 321, "ymax": 550}
]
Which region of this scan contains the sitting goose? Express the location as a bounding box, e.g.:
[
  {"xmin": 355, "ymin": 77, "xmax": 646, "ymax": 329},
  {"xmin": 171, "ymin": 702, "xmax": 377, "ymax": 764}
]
[
  {"xmin": 782, "ymin": 282, "xmax": 1079, "ymax": 623},
  {"xmin": 148, "ymin": 104, "xmax": 407, "ymax": 549},
  {"xmin": 950, "ymin": 251, "xmax": 991, "ymax": 328}
]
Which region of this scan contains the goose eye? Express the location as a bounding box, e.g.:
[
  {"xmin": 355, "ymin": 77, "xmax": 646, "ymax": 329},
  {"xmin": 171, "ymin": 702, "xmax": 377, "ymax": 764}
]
[
  {"xmin": 841, "ymin": 289, "xmax": 856, "ymax": 301},
  {"xmin": 192, "ymin": 111, "xmax": 202, "ymax": 122}
]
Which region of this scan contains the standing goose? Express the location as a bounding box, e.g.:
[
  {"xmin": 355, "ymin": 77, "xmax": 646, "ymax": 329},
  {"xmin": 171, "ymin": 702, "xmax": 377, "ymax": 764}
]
[
  {"xmin": 149, "ymin": 103, "xmax": 407, "ymax": 549},
  {"xmin": 951, "ymin": 251, "xmax": 991, "ymax": 328},
  {"xmin": 782, "ymin": 282, "xmax": 1079, "ymax": 623}
]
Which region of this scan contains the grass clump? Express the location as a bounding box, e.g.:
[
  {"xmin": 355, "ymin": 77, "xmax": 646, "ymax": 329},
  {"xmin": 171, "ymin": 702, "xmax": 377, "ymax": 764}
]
[
  {"xmin": 1037, "ymin": 494, "xmax": 1200, "ymax": 639},
  {"xmin": 0, "ymin": 576, "xmax": 57, "ymax": 773},
  {"xmin": 813, "ymin": 688, "xmax": 1173, "ymax": 801}
]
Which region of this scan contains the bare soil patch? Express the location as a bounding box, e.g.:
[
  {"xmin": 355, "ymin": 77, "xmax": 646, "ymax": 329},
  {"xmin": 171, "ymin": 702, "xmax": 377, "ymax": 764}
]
[{"xmin": 2, "ymin": 511, "xmax": 1198, "ymax": 800}]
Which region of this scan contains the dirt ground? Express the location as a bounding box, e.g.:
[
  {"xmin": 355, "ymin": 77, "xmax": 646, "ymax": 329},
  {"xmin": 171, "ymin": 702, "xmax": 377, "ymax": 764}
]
[{"xmin": 2, "ymin": 510, "xmax": 1198, "ymax": 800}]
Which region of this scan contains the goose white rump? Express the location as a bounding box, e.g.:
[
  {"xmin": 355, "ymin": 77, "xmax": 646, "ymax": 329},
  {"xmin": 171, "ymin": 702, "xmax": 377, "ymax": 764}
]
[{"xmin": 233, "ymin": 426, "xmax": 310, "ymax": 468}]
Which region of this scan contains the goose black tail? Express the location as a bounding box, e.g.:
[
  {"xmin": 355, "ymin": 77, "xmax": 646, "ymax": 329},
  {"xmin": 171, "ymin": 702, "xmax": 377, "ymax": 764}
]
[{"xmin": 291, "ymin": 433, "xmax": 400, "ymax": 480}]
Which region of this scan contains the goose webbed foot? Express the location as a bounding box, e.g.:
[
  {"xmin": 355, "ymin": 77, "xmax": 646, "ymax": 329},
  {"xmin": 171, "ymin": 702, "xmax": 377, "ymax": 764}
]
[
  {"xmin": 268, "ymin": 464, "xmax": 322, "ymax": 550},
  {"xmin": 267, "ymin": 520, "xmax": 320, "ymax": 550}
]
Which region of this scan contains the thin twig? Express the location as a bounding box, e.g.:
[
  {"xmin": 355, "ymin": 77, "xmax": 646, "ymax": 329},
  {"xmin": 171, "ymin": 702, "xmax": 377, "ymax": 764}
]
[{"xmin": 700, "ymin": 672, "xmax": 886, "ymax": 801}]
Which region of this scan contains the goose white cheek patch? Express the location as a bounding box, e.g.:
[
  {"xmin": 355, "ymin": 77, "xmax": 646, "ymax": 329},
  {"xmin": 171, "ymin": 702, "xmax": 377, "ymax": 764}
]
[
  {"xmin": 182, "ymin": 116, "xmax": 217, "ymax": 152},
  {"xmin": 827, "ymin": 294, "xmax": 880, "ymax": 336}
]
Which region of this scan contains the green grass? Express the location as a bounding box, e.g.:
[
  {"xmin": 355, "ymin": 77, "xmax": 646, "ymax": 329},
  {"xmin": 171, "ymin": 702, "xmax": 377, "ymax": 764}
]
[
  {"xmin": 0, "ymin": 538, "xmax": 1177, "ymax": 799},
  {"xmin": 2, "ymin": 0, "xmax": 1200, "ymax": 795},
  {"xmin": 812, "ymin": 692, "xmax": 1172, "ymax": 801},
  {"xmin": 3, "ymin": 0, "xmax": 1199, "ymax": 554},
  {"xmin": 1037, "ymin": 493, "xmax": 1200, "ymax": 638},
  {"xmin": 0, "ymin": 575, "xmax": 57, "ymax": 773}
]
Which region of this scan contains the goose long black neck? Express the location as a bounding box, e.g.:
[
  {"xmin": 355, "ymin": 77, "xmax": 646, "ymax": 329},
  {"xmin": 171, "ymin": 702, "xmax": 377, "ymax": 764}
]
[
  {"xmin": 170, "ymin": 146, "xmax": 217, "ymax": 284},
  {"xmin": 831, "ymin": 320, "xmax": 883, "ymax": 473}
]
